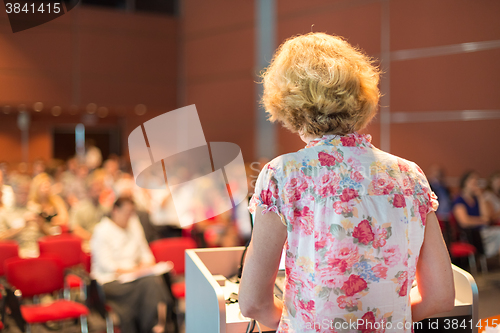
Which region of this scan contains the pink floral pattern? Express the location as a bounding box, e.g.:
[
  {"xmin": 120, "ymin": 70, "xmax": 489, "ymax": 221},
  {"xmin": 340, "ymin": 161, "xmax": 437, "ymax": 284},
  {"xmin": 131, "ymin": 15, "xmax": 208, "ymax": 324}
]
[{"xmin": 248, "ymin": 132, "xmax": 438, "ymax": 333}]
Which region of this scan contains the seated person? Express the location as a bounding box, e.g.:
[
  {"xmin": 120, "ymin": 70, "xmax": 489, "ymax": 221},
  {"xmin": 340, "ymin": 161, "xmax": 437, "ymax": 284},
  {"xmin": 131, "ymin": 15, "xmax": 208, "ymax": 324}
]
[
  {"xmin": 0, "ymin": 180, "xmax": 49, "ymax": 258},
  {"xmin": 70, "ymin": 170, "xmax": 110, "ymax": 252},
  {"xmin": 452, "ymin": 171, "xmax": 500, "ymax": 259},
  {"xmin": 90, "ymin": 196, "xmax": 170, "ymax": 333},
  {"xmin": 27, "ymin": 172, "xmax": 69, "ymax": 233}
]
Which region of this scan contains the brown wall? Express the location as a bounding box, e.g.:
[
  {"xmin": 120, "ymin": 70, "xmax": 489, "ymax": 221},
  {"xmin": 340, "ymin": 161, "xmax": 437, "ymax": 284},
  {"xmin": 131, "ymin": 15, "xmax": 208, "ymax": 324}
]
[
  {"xmin": 388, "ymin": 0, "xmax": 500, "ymax": 179},
  {"xmin": 0, "ymin": 5, "xmax": 178, "ymax": 163},
  {"xmin": 1, "ymin": 0, "xmax": 499, "ymax": 182},
  {"xmin": 181, "ymin": 0, "xmax": 256, "ymax": 168},
  {"xmin": 181, "ymin": 0, "xmax": 500, "ymax": 180}
]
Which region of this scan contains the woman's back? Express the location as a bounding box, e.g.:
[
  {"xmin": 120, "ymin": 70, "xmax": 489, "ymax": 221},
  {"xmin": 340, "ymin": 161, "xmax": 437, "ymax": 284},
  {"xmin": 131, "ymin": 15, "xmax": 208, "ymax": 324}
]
[{"xmin": 250, "ymin": 132, "xmax": 438, "ymax": 332}]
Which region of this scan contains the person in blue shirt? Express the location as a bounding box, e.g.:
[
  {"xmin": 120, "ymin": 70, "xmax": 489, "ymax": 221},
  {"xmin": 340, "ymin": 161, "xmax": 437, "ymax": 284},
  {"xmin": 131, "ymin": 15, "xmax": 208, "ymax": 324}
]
[{"xmin": 452, "ymin": 170, "xmax": 500, "ymax": 259}]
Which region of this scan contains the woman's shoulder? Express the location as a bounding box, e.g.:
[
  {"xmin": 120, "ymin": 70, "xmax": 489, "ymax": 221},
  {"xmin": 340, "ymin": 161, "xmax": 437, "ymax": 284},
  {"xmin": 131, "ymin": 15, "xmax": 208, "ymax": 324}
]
[
  {"xmin": 371, "ymin": 148, "xmax": 421, "ymax": 171},
  {"xmin": 260, "ymin": 152, "xmax": 312, "ymax": 182},
  {"xmin": 92, "ymin": 216, "xmax": 113, "ymax": 234},
  {"xmin": 366, "ymin": 149, "xmax": 431, "ymax": 186}
]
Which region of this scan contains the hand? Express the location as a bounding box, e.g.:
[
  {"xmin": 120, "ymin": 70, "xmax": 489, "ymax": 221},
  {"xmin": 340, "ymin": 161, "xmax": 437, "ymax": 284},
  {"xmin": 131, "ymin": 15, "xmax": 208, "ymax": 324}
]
[
  {"xmin": 116, "ymin": 266, "xmax": 140, "ymax": 276},
  {"xmin": 138, "ymin": 262, "xmax": 155, "ymax": 271},
  {"xmin": 472, "ymin": 186, "xmax": 483, "ymax": 198},
  {"xmin": 35, "ymin": 215, "xmax": 46, "ymax": 228}
]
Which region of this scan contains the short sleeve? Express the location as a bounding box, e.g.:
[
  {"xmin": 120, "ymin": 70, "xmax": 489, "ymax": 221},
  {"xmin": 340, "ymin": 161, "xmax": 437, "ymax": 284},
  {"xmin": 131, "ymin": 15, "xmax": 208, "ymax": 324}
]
[
  {"xmin": 412, "ymin": 162, "xmax": 439, "ymax": 215},
  {"xmin": 248, "ymin": 162, "xmax": 287, "ymax": 226}
]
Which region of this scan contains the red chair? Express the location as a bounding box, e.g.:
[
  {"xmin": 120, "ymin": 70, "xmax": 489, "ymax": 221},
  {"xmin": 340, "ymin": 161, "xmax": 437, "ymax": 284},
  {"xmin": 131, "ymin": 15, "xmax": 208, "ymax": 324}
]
[
  {"xmin": 0, "ymin": 292, "xmax": 4, "ymax": 331},
  {"xmin": 4, "ymin": 256, "xmax": 89, "ymax": 332},
  {"xmin": 81, "ymin": 252, "xmax": 91, "ymax": 274},
  {"xmin": 38, "ymin": 235, "xmax": 88, "ymax": 300},
  {"xmin": 446, "ymin": 214, "xmax": 488, "ymax": 274},
  {"xmin": 0, "ymin": 241, "xmax": 19, "ymax": 278},
  {"xmin": 149, "ymin": 237, "xmax": 197, "ymax": 299},
  {"xmin": 0, "ymin": 240, "xmax": 19, "ymax": 329},
  {"xmin": 150, "ymin": 237, "xmax": 196, "ymax": 333}
]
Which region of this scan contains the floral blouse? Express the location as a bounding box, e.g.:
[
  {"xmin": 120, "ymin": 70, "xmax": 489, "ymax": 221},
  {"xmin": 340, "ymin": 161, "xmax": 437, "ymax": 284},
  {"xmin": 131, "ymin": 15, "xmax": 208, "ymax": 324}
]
[{"xmin": 248, "ymin": 132, "xmax": 438, "ymax": 333}]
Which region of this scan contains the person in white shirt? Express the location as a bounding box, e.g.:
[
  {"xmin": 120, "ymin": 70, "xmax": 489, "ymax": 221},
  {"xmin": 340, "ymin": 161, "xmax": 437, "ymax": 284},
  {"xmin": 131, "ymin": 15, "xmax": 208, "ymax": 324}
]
[{"xmin": 90, "ymin": 196, "xmax": 169, "ymax": 333}]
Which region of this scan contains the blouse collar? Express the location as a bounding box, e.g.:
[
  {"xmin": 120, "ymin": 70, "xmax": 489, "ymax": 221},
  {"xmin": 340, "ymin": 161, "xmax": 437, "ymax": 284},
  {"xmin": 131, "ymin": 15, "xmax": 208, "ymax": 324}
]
[{"xmin": 304, "ymin": 131, "xmax": 372, "ymax": 149}]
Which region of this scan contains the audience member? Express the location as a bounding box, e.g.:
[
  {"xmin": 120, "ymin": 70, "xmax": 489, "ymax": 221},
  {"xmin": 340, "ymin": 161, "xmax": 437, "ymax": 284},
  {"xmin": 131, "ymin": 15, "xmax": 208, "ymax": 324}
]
[
  {"xmin": 90, "ymin": 196, "xmax": 170, "ymax": 333},
  {"xmin": 61, "ymin": 157, "xmax": 79, "ymax": 186},
  {"xmin": 452, "ymin": 170, "xmax": 500, "ymax": 259},
  {"xmin": 0, "ymin": 179, "xmax": 47, "ymax": 257},
  {"xmin": 32, "ymin": 158, "xmax": 46, "ymax": 177},
  {"xmin": 27, "ymin": 172, "xmax": 69, "ymax": 233},
  {"xmin": 103, "ymin": 158, "xmax": 122, "ymax": 191},
  {"xmin": 70, "ymin": 170, "xmax": 110, "ymax": 252},
  {"xmin": 65, "ymin": 164, "xmax": 90, "ymax": 207},
  {"xmin": 428, "ymin": 165, "xmax": 453, "ymax": 246},
  {"xmin": 428, "ymin": 165, "xmax": 453, "ymax": 223},
  {"xmin": 85, "ymin": 139, "xmax": 103, "ymax": 170},
  {"xmin": 8, "ymin": 162, "xmax": 30, "ymax": 188}
]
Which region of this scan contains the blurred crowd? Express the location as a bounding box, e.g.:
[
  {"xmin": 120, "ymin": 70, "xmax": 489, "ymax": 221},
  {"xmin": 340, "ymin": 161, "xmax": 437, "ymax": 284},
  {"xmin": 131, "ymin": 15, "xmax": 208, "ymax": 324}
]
[
  {"xmin": 0, "ymin": 153, "xmax": 255, "ymax": 259},
  {"xmin": 1, "ymin": 149, "xmax": 499, "ymax": 266},
  {"xmin": 428, "ymin": 166, "xmax": 500, "ymax": 262}
]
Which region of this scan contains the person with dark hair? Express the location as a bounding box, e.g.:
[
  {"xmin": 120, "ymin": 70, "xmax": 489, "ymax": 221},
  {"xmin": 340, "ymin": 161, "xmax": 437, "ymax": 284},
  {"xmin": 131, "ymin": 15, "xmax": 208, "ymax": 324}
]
[
  {"xmin": 452, "ymin": 171, "xmax": 500, "ymax": 260},
  {"xmin": 238, "ymin": 32, "xmax": 454, "ymax": 332},
  {"xmin": 90, "ymin": 196, "xmax": 169, "ymax": 333}
]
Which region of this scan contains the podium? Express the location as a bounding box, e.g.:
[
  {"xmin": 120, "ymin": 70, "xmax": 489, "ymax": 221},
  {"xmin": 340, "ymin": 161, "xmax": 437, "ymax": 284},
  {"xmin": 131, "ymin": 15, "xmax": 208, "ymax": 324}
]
[
  {"xmin": 413, "ymin": 264, "xmax": 479, "ymax": 333},
  {"xmin": 185, "ymin": 247, "xmax": 478, "ymax": 333}
]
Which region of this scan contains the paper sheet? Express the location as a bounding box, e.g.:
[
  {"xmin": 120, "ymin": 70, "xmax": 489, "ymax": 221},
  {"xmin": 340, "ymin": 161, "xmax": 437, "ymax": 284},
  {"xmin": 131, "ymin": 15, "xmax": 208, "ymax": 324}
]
[{"xmin": 117, "ymin": 261, "xmax": 174, "ymax": 284}]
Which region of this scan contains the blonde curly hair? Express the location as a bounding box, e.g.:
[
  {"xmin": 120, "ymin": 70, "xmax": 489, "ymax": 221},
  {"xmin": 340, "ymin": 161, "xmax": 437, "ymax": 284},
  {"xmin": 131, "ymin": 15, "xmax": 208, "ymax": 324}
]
[{"xmin": 261, "ymin": 32, "xmax": 380, "ymax": 136}]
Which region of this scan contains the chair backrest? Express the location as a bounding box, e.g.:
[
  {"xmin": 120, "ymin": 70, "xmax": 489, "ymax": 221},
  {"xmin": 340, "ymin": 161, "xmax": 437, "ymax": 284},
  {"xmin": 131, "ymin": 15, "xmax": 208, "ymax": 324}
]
[
  {"xmin": 5, "ymin": 256, "xmax": 65, "ymax": 297},
  {"xmin": 452, "ymin": 264, "xmax": 479, "ymax": 333},
  {"xmin": 38, "ymin": 234, "xmax": 83, "ymax": 268},
  {"xmin": 0, "ymin": 240, "xmax": 19, "ymax": 276},
  {"xmin": 81, "ymin": 251, "xmax": 91, "ymax": 273},
  {"xmin": 149, "ymin": 237, "xmax": 197, "ymax": 275}
]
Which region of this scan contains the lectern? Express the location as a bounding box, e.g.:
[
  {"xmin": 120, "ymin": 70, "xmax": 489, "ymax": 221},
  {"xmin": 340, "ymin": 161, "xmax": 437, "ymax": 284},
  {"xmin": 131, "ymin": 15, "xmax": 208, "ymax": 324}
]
[{"xmin": 185, "ymin": 247, "xmax": 478, "ymax": 333}]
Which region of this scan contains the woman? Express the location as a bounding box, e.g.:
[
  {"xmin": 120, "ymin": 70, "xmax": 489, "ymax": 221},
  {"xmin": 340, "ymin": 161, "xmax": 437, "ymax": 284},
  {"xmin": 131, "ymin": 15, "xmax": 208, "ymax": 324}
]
[
  {"xmin": 27, "ymin": 172, "xmax": 69, "ymax": 233},
  {"xmin": 239, "ymin": 33, "xmax": 454, "ymax": 332},
  {"xmin": 452, "ymin": 171, "xmax": 500, "ymax": 259}
]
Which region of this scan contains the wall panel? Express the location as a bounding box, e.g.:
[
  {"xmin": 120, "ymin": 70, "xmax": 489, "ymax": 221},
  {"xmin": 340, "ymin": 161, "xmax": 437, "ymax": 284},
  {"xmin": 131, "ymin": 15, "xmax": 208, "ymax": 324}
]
[
  {"xmin": 390, "ymin": 0, "xmax": 500, "ymax": 50},
  {"xmin": 390, "ymin": 119, "xmax": 500, "ymax": 178},
  {"xmin": 278, "ymin": 1, "xmax": 381, "ymax": 56},
  {"xmin": 391, "ymin": 50, "xmax": 500, "ymax": 112}
]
